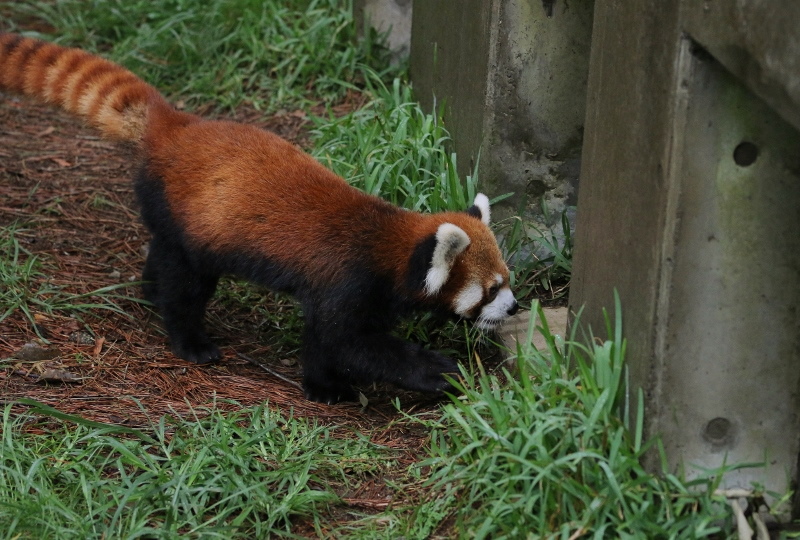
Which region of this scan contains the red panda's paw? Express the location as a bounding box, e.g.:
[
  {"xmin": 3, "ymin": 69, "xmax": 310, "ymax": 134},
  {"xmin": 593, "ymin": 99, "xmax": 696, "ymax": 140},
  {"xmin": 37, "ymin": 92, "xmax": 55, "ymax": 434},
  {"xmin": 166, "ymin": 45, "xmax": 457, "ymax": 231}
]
[
  {"xmin": 302, "ymin": 379, "xmax": 357, "ymax": 405},
  {"xmin": 400, "ymin": 349, "xmax": 460, "ymax": 396},
  {"xmin": 171, "ymin": 339, "xmax": 221, "ymax": 365}
]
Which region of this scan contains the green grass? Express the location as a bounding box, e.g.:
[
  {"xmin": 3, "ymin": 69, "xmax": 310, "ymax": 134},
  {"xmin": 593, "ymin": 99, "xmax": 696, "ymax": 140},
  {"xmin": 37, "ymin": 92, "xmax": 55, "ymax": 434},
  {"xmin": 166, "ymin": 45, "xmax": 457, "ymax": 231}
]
[
  {"xmin": 1, "ymin": 400, "xmax": 389, "ymax": 539},
  {"xmin": 0, "ymin": 298, "xmax": 752, "ymax": 538},
  {"xmin": 422, "ymin": 298, "xmax": 730, "ymax": 537},
  {"xmin": 6, "ymin": 0, "xmax": 396, "ymax": 112},
  {"xmin": 311, "ymin": 74, "xmax": 480, "ymax": 214},
  {"xmin": 330, "ymin": 297, "xmax": 745, "ymax": 538},
  {"xmin": 0, "ymin": 224, "xmax": 144, "ymax": 339},
  {"xmin": 497, "ymin": 202, "xmax": 574, "ymax": 304}
]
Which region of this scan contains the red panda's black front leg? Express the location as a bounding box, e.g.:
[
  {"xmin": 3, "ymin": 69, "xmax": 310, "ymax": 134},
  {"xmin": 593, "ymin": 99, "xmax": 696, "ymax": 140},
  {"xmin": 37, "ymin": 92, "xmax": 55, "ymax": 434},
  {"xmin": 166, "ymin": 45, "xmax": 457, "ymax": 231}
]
[
  {"xmin": 300, "ymin": 323, "xmax": 359, "ymax": 404},
  {"xmin": 367, "ymin": 337, "xmax": 459, "ymax": 395},
  {"xmin": 301, "ymin": 321, "xmax": 459, "ymax": 404}
]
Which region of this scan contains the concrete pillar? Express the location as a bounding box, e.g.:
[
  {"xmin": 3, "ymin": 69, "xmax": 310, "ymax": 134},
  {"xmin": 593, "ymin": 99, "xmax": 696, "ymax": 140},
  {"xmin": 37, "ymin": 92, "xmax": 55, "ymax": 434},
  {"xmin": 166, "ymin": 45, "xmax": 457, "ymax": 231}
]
[
  {"xmin": 570, "ymin": 0, "xmax": 800, "ymax": 507},
  {"xmin": 409, "ymin": 0, "xmax": 594, "ymax": 223},
  {"xmin": 353, "ymin": 0, "xmax": 413, "ymax": 63}
]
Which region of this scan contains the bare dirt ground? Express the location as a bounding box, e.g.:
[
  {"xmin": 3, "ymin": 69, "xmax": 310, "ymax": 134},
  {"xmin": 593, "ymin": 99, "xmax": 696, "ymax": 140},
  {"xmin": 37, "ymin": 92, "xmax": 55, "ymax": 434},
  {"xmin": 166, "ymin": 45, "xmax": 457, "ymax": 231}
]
[{"xmin": 0, "ymin": 96, "xmax": 449, "ymax": 520}]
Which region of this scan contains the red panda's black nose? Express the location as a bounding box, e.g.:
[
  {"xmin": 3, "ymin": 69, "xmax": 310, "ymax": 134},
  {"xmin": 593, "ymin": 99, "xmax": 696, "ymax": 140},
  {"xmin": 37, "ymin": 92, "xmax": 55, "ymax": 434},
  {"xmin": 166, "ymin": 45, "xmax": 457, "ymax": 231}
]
[{"xmin": 507, "ymin": 301, "xmax": 519, "ymax": 316}]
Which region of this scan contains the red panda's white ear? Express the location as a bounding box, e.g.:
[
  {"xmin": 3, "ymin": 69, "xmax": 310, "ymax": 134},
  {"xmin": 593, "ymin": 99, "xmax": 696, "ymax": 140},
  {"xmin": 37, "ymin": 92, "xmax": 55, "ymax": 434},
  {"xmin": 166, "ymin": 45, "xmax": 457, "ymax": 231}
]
[
  {"xmin": 466, "ymin": 193, "xmax": 491, "ymax": 225},
  {"xmin": 424, "ymin": 223, "xmax": 471, "ymax": 295}
]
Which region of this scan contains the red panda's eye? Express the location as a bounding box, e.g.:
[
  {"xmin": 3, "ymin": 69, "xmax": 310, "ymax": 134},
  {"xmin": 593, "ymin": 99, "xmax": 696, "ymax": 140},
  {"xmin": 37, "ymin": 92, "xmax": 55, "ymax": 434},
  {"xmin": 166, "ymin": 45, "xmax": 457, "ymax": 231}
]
[{"xmin": 488, "ymin": 284, "xmax": 500, "ymax": 301}]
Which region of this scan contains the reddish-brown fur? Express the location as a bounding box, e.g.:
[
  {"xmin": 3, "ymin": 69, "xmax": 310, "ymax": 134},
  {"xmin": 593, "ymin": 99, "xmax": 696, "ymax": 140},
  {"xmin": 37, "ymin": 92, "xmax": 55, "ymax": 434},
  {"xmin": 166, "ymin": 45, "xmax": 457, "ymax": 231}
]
[{"xmin": 1, "ymin": 33, "xmax": 164, "ymax": 141}]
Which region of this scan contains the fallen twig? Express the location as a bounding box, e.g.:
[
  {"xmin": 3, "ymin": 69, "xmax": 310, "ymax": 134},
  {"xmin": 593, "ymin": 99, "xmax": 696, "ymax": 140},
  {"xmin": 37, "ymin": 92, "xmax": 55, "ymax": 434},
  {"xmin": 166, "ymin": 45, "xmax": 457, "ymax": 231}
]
[
  {"xmin": 342, "ymin": 497, "xmax": 391, "ymax": 510},
  {"xmin": 235, "ymin": 352, "xmax": 303, "ymax": 391}
]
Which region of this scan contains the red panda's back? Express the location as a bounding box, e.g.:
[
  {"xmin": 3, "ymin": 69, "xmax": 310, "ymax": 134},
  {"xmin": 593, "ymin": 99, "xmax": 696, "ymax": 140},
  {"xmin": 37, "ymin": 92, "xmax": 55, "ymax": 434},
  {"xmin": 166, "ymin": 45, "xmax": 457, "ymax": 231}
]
[{"xmin": 145, "ymin": 119, "xmax": 400, "ymax": 281}]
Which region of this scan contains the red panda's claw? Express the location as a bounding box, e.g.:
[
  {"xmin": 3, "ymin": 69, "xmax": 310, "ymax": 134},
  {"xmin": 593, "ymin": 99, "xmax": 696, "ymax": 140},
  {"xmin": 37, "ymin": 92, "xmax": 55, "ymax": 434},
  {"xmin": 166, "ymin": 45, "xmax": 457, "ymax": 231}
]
[{"xmin": 172, "ymin": 340, "xmax": 221, "ymax": 365}]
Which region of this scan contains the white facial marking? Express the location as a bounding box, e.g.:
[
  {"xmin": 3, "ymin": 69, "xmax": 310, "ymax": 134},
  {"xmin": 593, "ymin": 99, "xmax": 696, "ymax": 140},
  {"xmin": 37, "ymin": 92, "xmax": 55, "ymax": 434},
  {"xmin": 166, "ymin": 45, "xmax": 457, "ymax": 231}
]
[
  {"xmin": 424, "ymin": 223, "xmax": 470, "ymax": 296},
  {"xmin": 472, "ymin": 193, "xmax": 491, "ymax": 225},
  {"xmin": 454, "ymin": 281, "xmax": 483, "ymax": 316},
  {"xmin": 476, "ymin": 287, "xmax": 517, "ymax": 330}
]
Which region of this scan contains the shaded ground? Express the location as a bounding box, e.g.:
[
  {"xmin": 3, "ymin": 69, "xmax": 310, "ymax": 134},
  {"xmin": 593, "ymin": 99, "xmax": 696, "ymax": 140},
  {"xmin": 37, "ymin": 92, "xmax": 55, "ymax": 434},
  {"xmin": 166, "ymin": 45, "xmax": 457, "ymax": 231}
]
[{"xmin": 0, "ymin": 95, "xmax": 450, "ymax": 522}]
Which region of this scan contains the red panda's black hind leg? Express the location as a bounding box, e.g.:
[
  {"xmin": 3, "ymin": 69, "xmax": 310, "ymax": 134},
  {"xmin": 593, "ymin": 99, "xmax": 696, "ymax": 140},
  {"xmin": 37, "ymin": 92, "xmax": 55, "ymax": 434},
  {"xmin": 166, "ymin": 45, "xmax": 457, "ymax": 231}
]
[
  {"xmin": 135, "ymin": 168, "xmax": 222, "ymax": 365},
  {"xmin": 143, "ymin": 237, "xmax": 222, "ymax": 365}
]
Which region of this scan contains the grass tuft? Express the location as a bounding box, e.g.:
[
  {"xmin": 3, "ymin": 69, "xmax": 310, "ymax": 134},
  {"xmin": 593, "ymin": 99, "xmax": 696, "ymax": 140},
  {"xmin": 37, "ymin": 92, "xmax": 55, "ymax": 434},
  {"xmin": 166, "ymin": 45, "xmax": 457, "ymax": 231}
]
[
  {"xmin": 0, "ymin": 400, "xmax": 389, "ymax": 538},
  {"xmin": 497, "ymin": 201, "xmax": 574, "ymax": 305},
  {"xmin": 367, "ymin": 296, "xmax": 743, "ymax": 538}
]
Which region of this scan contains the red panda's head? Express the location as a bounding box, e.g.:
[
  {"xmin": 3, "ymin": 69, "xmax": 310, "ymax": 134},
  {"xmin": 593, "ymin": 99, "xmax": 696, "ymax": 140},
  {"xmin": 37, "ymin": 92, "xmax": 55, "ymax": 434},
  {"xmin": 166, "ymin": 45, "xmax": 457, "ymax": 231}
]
[{"xmin": 414, "ymin": 194, "xmax": 518, "ymax": 329}]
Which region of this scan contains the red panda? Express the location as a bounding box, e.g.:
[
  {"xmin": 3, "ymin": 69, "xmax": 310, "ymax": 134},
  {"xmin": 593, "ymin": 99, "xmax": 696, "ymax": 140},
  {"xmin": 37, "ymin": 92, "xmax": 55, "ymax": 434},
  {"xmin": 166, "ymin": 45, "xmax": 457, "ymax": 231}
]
[{"xmin": 0, "ymin": 33, "xmax": 518, "ymax": 403}]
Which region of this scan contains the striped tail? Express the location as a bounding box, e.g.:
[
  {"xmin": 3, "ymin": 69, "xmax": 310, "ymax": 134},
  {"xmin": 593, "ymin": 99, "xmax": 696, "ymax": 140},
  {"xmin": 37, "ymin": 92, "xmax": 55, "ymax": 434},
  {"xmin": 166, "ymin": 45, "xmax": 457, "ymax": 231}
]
[{"xmin": 0, "ymin": 33, "xmax": 168, "ymax": 143}]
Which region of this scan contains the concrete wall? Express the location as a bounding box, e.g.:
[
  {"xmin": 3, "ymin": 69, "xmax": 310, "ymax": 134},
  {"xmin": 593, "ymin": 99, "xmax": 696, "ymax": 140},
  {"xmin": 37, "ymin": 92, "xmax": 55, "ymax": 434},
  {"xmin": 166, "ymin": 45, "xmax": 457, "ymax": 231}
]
[
  {"xmin": 410, "ymin": 0, "xmax": 594, "ymax": 222},
  {"xmin": 570, "ymin": 0, "xmax": 800, "ymax": 506}
]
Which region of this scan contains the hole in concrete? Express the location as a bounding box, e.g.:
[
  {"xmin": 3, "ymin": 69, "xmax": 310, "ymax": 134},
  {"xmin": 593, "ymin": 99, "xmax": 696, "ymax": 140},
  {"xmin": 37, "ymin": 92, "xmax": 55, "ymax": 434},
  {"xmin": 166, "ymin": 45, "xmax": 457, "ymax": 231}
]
[
  {"xmin": 704, "ymin": 417, "xmax": 733, "ymax": 445},
  {"xmin": 733, "ymin": 141, "xmax": 758, "ymax": 166}
]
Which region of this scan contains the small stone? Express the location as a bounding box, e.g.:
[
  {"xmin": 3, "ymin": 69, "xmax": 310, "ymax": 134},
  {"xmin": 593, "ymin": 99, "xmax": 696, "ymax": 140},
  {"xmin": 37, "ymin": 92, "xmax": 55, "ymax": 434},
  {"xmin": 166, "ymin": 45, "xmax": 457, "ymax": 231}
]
[
  {"xmin": 37, "ymin": 368, "xmax": 83, "ymax": 383},
  {"xmin": 13, "ymin": 342, "xmax": 61, "ymax": 361},
  {"xmin": 69, "ymin": 331, "xmax": 95, "ymax": 346}
]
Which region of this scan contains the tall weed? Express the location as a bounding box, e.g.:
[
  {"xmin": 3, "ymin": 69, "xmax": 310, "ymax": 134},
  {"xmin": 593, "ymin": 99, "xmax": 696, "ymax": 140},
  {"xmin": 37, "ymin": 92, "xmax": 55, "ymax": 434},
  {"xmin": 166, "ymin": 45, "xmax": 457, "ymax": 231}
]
[{"xmin": 417, "ymin": 296, "xmax": 738, "ymax": 538}]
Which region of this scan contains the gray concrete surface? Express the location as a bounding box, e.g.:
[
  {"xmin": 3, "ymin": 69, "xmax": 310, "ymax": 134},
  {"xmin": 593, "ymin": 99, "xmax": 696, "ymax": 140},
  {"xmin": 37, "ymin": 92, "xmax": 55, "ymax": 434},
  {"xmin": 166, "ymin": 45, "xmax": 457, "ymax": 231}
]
[
  {"xmin": 569, "ymin": 0, "xmax": 800, "ymax": 511},
  {"xmin": 358, "ymin": 0, "xmax": 800, "ymax": 512},
  {"xmin": 409, "ymin": 0, "xmax": 594, "ymax": 225}
]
